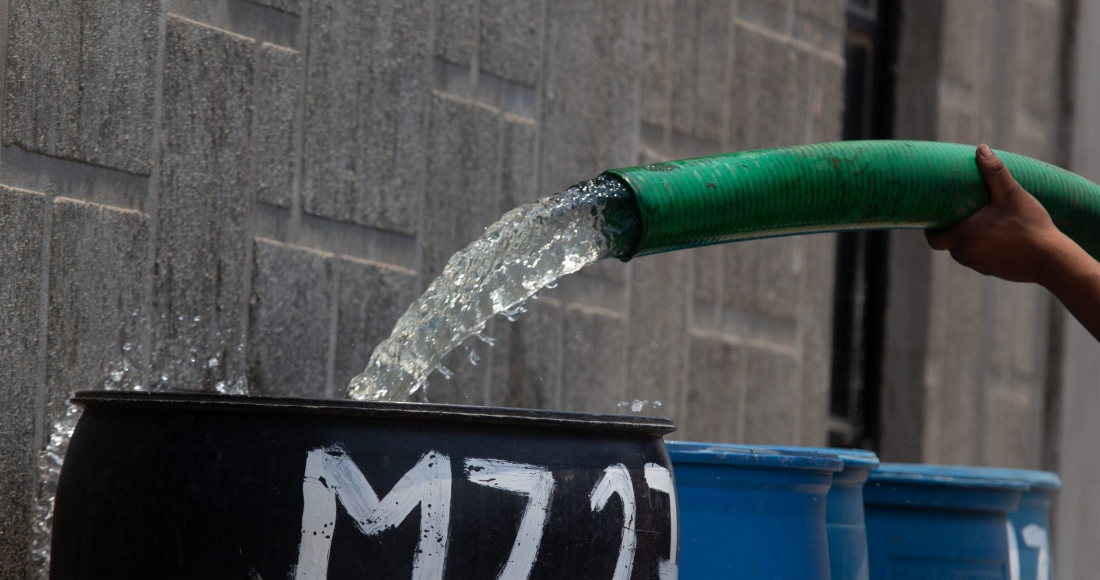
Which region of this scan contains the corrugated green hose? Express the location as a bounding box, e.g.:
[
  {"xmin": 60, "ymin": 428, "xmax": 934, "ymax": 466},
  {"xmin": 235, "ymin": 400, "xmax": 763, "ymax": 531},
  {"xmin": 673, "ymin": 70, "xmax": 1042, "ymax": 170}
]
[{"xmin": 604, "ymin": 141, "xmax": 1100, "ymax": 261}]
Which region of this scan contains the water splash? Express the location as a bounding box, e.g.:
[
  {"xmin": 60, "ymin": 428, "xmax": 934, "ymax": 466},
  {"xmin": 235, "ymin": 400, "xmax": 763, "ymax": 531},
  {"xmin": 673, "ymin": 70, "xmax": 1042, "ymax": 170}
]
[
  {"xmin": 30, "ymin": 404, "xmax": 80, "ymax": 579},
  {"xmin": 618, "ymin": 400, "xmax": 662, "ymax": 413},
  {"xmin": 215, "ymin": 375, "xmax": 250, "ymax": 396},
  {"xmin": 32, "ymin": 336, "xmax": 251, "ymax": 577},
  {"xmin": 465, "ymin": 344, "xmax": 481, "ymax": 366},
  {"xmin": 347, "ymin": 176, "xmax": 639, "ymax": 401}
]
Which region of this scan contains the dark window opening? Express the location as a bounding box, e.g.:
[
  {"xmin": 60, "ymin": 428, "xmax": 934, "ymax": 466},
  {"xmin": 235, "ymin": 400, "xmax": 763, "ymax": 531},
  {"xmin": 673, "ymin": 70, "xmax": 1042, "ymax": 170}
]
[{"xmin": 828, "ymin": 0, "xmax": 899, "ymax": 450}]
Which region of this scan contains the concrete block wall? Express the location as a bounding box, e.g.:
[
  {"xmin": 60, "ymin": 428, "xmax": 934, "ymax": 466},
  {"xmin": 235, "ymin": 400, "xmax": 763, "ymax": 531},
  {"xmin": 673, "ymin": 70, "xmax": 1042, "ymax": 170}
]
[
  {"xmin": 0, "ymin": 0, "xmax": 847, "ymax": 573},
  {"xmin": 1053, "ymin": 0, "xmax": 1100, "ymax": 575},
  {"xmin": 882, "ymin": 0, "xmax": 1068, "ymax": 470}
]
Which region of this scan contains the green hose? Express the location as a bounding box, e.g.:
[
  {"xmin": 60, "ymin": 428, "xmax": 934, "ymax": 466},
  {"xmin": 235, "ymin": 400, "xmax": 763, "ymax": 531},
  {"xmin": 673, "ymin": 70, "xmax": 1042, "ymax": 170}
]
[{"xmin": 604, "ymin": 141, "xmax": 1100, "ymax": 261}]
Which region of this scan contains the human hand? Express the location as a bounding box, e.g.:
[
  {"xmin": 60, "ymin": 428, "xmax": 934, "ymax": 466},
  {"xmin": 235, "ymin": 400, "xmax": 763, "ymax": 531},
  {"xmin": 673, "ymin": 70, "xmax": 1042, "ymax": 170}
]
[{"xmin": 924, "ymin": 144, "xmax": 1069, "ymax": 285}]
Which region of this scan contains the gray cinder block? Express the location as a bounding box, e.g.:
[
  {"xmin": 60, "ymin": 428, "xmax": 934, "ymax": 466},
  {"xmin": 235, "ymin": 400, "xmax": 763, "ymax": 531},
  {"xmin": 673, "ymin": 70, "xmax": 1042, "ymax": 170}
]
[
  {"xmin": 0, "ymin": 186, "xmax": 46, "ymax": 580},
  {"xmin": 46, "ymin": 198, "xmax": 149, "ymax": 423},
  {"xmin": 248, "ymin": 239, "xmax": 335, "ymax": 398},
  {"xmin": 302, "ymin": 0, "xmax": 430, "ymax": 233},
  {"xmin": 255, "ymin": 43, "xmax": 301, "ymax": 209},
  {"xmin": 4, "ymin": 0, "xmax": 158, "ymax": 174},
  {"xmin": 479, "ymin": 0, "xmax": 543, "ymax": 87},
  {"xmin": 152, "ymin": 16, "xmax": 255, "ymax": 390},
  {"xmin": 561, "ymin": 304, "xmax": 626, "ymax": 414},
  {"xmin": 681, "ymin": 332, "xmax": 745, "ymax": 443}
]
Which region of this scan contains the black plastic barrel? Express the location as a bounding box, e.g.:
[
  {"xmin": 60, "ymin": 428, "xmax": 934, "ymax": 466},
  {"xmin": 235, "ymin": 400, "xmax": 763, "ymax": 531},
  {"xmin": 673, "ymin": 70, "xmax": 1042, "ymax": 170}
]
[{"xmin": 51, "ymin": 391, "xmax": 678, "ymax": 580}]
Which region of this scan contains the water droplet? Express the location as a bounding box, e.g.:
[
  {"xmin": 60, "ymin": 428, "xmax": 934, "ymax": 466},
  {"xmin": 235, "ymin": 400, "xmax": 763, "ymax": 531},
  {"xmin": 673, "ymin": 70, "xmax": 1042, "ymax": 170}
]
[
  {"xmin": 545, "ymin": 281, "xmax": 558, "ymax": 289},
  {"xmin": 207, "ymin": 357, "xmax": 219, "ymax": 369},
  {"xmin": 122, "ymin": 342, "xmax": 133, "ymax": 352},
  {"xmin": 653, "ymin": 401, "xmax": 663, "ymax": 408},
  {"xmin": 475, "ymin": 333, "xmax": 497, "ymax": 347},
  {"xmin": 193, "ymin": 316, "xmax": 202, "ymax": 323},
  {"xmin": 502, "ymin": 302, "xmax": 528, "ymax": 322},
  {"xmin": 435, "ymin": 365, "xmax": 455, "ymax": 380},
  {"xmin": 465, "ymin": 344, "xmax": 480, "ymax": 366},
  {"xmin": 419, "ymin": 379, "xmax": 431, "ymax": 403},
  {"xmin": 631, "ymin": 400, "xmax": 647, "ymax": 413}
]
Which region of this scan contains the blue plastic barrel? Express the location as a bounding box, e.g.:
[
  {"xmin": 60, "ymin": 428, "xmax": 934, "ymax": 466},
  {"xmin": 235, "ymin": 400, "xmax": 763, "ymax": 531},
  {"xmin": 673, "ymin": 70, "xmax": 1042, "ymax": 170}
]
[
  {"xmin": 666, "ymin": 442, "xmax": 843, "ymax": 579},
  {"xmin": 864, "ymin": 464, "xmax": 1028, "ymax": 580},
  {"xmin": 983, "ymin": 469, "xmax": 1061, "ymax": 580},
  {"xmin": 766, "ymin": 447, "xmax": 880, "ymax": 580}
]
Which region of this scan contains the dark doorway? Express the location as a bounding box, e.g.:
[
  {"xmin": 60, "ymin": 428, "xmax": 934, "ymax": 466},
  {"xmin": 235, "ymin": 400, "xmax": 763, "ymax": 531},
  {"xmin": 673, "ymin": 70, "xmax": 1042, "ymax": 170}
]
[{"xmin": 828, "ymin": 0, "xmax": 899, "ymax": 450}]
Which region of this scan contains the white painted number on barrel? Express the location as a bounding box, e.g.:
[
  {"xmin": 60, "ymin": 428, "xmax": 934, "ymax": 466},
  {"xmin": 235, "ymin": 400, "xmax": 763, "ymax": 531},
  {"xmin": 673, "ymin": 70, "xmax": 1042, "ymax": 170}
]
[
  {"xmin": 1021, "ymin": 524, "xmax": 1050, "ymax": 580},
  {"xmin": 590, "ymin": 464, "xmax": 637, "ymax": 580},
  {"xmin": 1007, "ymin": 521, "xmax": 1021, "ymax": 580},
  {"xmin": 644, "ymin": 463, "xmax": 679, "ymax": 580},
  {"xmin": 293, "ymin": 450, "xmax": 672, "ymax": 579},
  {"xmin": 294, "ymin": 446, "xmax": 452, "ymax": 580},
  {"xmin": 465, "ymin": 458, "xmax": 556, "ymax": 580}
]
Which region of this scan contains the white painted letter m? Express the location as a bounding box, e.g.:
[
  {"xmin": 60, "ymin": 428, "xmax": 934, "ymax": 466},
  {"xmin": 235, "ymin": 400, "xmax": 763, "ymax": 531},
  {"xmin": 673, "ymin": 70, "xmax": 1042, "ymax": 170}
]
[{"xmin": 293, "ymin": 446, "xmax": 452, "ymax": 580}]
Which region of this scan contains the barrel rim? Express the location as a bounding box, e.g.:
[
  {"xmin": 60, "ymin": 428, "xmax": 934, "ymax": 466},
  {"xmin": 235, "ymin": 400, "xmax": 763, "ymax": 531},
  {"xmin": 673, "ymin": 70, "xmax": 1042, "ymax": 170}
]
[
  {"xmin": 748, "ymin": 445, "xmax": 879, "ymax": 470},
  {"xmin": 868, "ymin": 463, "xmax": 1032, "ymax": 491},
  {"xmin": 665, "ymin": 440, "xmax": 843, "ymax": 472},
  {"xmin": 980, "ymin": 467, "xmax": 1062, "ymax": 491},
  {"xmin": 69, "ymin": 390, "xmax": 677, "ymax": 435}
]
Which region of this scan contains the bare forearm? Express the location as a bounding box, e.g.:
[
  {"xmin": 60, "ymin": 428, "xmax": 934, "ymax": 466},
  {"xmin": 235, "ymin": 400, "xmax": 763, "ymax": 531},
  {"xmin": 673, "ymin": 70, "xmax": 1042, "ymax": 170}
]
[{"xmin": 1040, "ymin": 234, "xmax": 1100, "ymax": 341}]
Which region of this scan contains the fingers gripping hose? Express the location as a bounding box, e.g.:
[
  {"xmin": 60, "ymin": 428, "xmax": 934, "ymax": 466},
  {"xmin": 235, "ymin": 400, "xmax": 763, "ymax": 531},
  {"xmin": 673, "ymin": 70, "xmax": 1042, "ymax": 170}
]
[{"xmin": 605, "ymin": 141, "xmax": 1100, "ymax": 261}]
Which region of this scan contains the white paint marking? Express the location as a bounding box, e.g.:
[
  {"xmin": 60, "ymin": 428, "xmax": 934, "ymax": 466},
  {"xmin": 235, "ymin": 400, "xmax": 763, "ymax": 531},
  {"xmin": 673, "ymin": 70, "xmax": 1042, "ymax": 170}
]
[
  {"xmin": 293, "ymin": 446, "xmax": 452, "ymax": 580},
  {"xmin": 1022, "ymin": 524, "xmax": 1050, "ymax": 580},
  {"xmin": 643, "ymin": 463, "xmax": 678, "ymax": 580},
  {"xmin": 464, "ymin": 458, "xmax": 555, "ymax": 580},
  {"xmin": 590, "ymin": 464, "xmax": 637, "ymax": 580},
  {"xmin": 1007, "ymin": 521, "xmax": 1021, "ymax": 580}
]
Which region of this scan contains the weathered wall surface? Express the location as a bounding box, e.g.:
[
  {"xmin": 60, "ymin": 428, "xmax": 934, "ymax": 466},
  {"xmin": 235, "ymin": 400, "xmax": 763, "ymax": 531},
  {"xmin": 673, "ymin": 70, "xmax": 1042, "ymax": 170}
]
[
  {"xmin": 881, "ymin": 0, "xmax": 1067, "ymax": 471},
  {"xmin": 0, "ymin": 0, "xmax": 847, "ymax": 574},
  {"xmin": 883, "ymin": 1, "xmax": 1100, "ymax": 571},
  {"xmin": 1054, "ymin": 0, "xmax": 1100, "ymax": 574},
  {"xmin": 882, "ymin": 0, "xmax": 1100, "ymax": 570}
]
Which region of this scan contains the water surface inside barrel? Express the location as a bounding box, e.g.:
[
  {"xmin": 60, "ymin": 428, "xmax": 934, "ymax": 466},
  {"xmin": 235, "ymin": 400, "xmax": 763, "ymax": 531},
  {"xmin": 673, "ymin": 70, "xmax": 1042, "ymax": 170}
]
[
  {"xmin": 50, "ymin": 391, "xmax": 678, "ymax": 580},
  {"xmin": 666, "ymin": 441, "xmax": 842, "ymax": 580}
]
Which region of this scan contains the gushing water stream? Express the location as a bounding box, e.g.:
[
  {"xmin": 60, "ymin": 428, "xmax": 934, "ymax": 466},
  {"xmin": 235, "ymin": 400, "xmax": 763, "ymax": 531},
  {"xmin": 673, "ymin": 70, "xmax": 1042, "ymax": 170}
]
[{"xmin": 347, "ymin": 175, "xmax": 639, "ymax": 401}]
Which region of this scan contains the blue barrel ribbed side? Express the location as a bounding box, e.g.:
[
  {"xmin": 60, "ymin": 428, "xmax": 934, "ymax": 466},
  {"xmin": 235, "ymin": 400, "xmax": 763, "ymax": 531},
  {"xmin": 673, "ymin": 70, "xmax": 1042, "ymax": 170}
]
[
  {"xmin": 864, "ymin": 464, "xmax": 1029, "ymax": 580},
  {"xmin": 674, "ymin": 443, "xmax": 880, "ymax": 580},
  {"xmin": 666, "ymin": 442, "xmax": 843, "ymax": 580}
]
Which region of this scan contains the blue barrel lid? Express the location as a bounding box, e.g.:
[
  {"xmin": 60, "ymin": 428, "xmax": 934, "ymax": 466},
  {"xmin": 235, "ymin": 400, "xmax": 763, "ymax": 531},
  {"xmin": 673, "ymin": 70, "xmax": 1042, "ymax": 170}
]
[
  {"xmin": 869, "ymin": 463, "xmax": 1031, "ymax": 492},
  {"xmin": 665, "ymin": 441, "xmax": 843, "ymax": 472}
]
